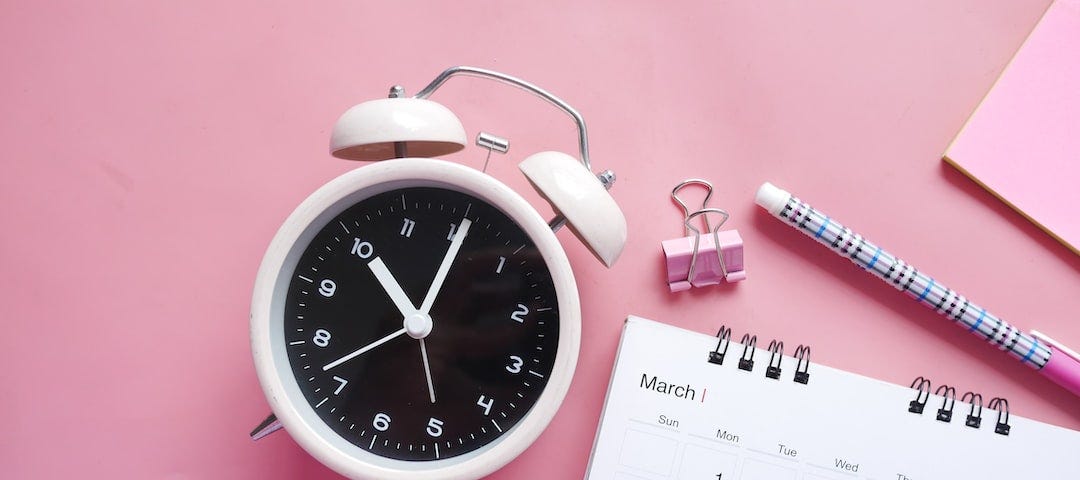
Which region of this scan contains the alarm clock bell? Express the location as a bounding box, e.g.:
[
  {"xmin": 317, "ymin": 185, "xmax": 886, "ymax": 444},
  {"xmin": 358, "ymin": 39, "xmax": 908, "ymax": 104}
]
[{"xmin": 328, "ymin": 66, "xmax": 626, "ymax": 267}]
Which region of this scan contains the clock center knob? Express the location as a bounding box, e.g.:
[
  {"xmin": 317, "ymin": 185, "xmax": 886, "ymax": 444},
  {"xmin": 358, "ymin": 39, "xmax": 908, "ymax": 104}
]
[{"xmin": 404, "ymin": 312, "xmax": 433, "ymax": 339}]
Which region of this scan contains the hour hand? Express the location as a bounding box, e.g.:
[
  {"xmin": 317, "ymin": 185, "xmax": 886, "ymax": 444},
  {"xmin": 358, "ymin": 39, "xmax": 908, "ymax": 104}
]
[{"xmin": 368, "ymin": 257, "xmax": 418, "ymax": 317}]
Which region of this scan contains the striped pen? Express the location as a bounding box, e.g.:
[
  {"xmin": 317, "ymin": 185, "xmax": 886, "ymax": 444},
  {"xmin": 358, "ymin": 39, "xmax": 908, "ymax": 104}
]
[{"xmin": 756, "ymin": 182, "xmax": 1080, "ymax": 397}]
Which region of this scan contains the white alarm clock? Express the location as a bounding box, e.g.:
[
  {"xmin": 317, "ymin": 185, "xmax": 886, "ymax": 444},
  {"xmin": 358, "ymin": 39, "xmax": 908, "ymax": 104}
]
[{"xmin": 249, "ymin": 66, "xmax": 627, "ymax": 480}]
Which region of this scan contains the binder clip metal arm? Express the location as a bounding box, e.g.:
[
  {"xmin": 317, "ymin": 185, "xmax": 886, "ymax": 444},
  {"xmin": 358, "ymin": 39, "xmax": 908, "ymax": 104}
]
[{"xmin": 662, "ymin": 179, "xmax": 746, "ymax": 292}]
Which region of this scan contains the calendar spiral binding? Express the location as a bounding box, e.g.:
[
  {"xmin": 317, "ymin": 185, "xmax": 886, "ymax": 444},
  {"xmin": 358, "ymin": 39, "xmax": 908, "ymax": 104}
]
[
  {"xmin": 906, "ymin": 376, "xmax": 1012, "ymax": 436},
  {"xmin": 704, "ymin": 329, "xmax": 1015, "ymax": 436},
  {"xmin": 706, "ymin": 325, "xmax": 811, "ymax": 385}
]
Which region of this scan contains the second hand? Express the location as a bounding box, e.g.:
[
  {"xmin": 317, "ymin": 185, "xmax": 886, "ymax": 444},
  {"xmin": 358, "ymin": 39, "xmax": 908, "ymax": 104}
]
[{"xmin": 322, "ymin": 328, "xmax": 407, "ymax": 371}]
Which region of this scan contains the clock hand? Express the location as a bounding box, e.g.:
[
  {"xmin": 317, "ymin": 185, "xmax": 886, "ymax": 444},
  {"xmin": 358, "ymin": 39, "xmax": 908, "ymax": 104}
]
[
  {"xmin": 370, "ymin": 256, "xmax": 438, "ymax": 403},
  {"xmin": 419, "ymin": 339, "xmax": 436, "ymax": 403},
  {"xmin": 419, "ymin": 218, "xmax": 472, "ymax": 314},
  {"xmin": 368, "ymin": 257, "xmax": 419, "ymax": 316},
  {"xmin": 322, "ymin": 328, "xmax": 407, "ymax": 371}
]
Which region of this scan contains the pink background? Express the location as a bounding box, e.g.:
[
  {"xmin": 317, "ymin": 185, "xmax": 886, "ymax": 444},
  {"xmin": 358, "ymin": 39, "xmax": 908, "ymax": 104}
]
[{"xmin": 3, "ymin": 1, "xmax": 1077, "ymax": 478}]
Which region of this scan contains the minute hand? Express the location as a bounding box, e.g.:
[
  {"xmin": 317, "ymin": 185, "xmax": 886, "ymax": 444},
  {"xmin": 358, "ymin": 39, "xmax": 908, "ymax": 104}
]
[{"xmin": 419, "ymin": 218, "xmax": 471, "ymax": 314}]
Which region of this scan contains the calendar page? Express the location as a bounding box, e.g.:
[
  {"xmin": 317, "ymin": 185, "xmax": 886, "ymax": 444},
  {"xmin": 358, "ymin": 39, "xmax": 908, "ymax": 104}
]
[{"xmin": 585, "ymin": 316, "xmax": 1080, "ymax": 479}]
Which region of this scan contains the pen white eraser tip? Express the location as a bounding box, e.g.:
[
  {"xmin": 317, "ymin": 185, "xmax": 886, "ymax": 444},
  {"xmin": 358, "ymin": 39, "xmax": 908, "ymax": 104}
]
[{"xmin": 755, "ymin": 182, "xmax": 791, "ymax": 215}]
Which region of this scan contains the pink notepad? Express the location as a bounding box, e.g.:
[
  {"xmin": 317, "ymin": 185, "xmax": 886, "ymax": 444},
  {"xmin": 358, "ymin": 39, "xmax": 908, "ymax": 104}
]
[{"xmin": 944, "ymin": 0, "xmax": 1080, "ymax": 255}]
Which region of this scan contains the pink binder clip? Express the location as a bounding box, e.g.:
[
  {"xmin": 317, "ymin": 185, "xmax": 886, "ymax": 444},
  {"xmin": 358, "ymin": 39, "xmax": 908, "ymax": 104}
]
[{"xmin": 662, "ymin": 179, "xmax": 745, "ymax": 292}]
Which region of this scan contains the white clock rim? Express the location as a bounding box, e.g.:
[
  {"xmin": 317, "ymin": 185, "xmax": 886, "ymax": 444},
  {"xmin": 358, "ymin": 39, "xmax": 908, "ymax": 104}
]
[{"xmin": 250, "ymin": 158, "xmax": 581, "ymax": 480}]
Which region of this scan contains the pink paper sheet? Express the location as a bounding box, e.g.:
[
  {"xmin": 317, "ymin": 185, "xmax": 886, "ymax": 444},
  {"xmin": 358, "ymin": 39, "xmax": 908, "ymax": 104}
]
[{"xmin": 945, "ymin": 0, "xmax": 1080, "ymax": 255}]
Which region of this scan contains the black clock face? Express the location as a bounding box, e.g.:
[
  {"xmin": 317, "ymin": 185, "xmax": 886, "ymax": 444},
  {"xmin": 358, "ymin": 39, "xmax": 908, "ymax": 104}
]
[{"xmin": 283, "ymin": 186, "xmax": 559, "ymax": 461}]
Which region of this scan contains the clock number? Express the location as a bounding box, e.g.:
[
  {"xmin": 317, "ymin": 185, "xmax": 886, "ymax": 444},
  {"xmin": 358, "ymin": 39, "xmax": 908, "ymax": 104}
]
[
  {"xmin": 351, "ymin": 237, "xmax": 374, "ymax": 258},
  {"xmin": 446, "ymin": 223, "xmax": 457, "ymax": 241},
  {"xmin": 477, "ymin": 395, "xmax": 494, "ymax": 416},
  {"xmin": 510, "ymin": 303, "xmax": 529, "ymax": 323},
  {"xmin": 318, "ymin": 279, "xmax": 336, "ymax": 297},
  {"xmin": 400, "ymin": 218, "xmax": 415, "ymax": 238},
  {"xmin": 505, "ymin": 355, "xmax": 523, "ymax": 374},
  {"xmin": 373, "ymin": 412, "xmax": 391, "ymax": 432},
  {"xmin": 426, "ymin": 417, "xmax": 444, "ymax": 437},
  {"xmin": 495, "ymin": 256, "xmax": 506, "ymax": 274},
  {"xmin": 331, "ymin": 375, "xmax": 348, "ymax": 395},
  {"xmin": 313, "ymin": 328, "xmax": 331, "ymax": 347}
]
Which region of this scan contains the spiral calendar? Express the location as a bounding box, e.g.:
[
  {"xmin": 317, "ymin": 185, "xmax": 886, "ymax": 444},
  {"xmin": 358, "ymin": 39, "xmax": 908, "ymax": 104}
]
[{"xmin": 585, "ymin": 316, "xmax": 1080, "ymax": 479}]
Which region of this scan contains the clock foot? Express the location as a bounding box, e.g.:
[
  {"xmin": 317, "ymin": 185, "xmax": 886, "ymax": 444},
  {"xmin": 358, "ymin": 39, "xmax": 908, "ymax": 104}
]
[{"xmin": 249, "ymin": 413, "xmax": 283, "ymax": 441}]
